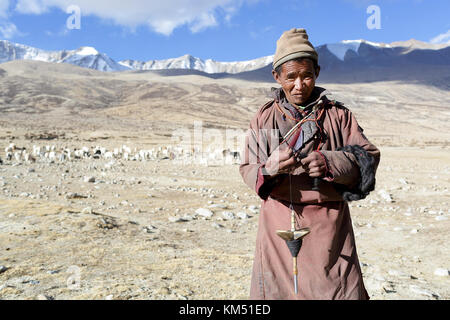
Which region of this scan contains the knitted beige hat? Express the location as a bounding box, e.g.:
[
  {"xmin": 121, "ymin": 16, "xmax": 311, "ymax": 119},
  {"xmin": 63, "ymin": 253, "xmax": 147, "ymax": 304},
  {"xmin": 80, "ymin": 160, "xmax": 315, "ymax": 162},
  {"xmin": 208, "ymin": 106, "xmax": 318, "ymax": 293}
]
[{"xmin": 273, "ymin": 28, "xmax": 318, "ymax": 70}]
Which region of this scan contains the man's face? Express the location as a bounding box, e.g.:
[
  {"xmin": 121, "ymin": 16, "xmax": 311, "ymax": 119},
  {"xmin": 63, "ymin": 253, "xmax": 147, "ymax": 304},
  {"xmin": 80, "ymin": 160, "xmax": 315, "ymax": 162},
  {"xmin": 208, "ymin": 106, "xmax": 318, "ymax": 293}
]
[{"xmin": 272, "ymin": 59, "xmax": 319, "ymax": 106}]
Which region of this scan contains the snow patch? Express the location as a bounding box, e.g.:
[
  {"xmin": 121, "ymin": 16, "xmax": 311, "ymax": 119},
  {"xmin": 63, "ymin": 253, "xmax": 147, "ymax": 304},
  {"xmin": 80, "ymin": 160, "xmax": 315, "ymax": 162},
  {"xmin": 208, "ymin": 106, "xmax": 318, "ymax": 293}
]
[
  {"xmin": 119, "ymin": 54, "xmax": 274, "ymax": 74},
  {"xmin": 76, "ymin": 47, "xmax": 99, "ymax": 56}
]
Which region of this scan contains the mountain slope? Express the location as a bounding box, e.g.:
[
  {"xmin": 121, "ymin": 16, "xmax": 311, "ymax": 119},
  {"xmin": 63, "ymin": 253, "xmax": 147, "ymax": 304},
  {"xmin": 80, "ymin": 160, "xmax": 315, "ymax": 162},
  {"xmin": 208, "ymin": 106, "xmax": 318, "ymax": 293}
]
[
  {"xmin": 119, "ymin": 54, "xmax": 273, "ymax": 74},
  {"xmin": 0, "ymin": 39, "xmax": 449, "ymax": 87},
  {"xmin": 0, "ymin": 41, "xmax": 129, "ymax": 72},
  {"xmin": 0, "ymin": 59, "xmax": 449, "ymax": 150},
  {"xmin": 223, "ymin": 41, "xmax": 450, "ymax": 88}
]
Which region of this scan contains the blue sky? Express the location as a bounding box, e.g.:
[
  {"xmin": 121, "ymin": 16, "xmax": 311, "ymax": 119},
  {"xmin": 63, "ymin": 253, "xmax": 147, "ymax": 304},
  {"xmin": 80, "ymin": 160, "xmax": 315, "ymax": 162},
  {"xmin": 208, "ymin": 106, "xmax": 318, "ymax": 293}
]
[{"xmin": 1, "ymin": 0, "xmax": 449, "ymax": 62}]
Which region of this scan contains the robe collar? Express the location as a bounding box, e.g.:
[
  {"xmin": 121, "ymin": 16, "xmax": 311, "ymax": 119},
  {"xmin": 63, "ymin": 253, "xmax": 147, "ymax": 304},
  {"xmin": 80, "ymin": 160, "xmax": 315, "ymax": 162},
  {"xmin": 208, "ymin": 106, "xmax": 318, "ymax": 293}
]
[{"xmin": 271, "ymin": 86, "xmax": 330, "ymax": 120}]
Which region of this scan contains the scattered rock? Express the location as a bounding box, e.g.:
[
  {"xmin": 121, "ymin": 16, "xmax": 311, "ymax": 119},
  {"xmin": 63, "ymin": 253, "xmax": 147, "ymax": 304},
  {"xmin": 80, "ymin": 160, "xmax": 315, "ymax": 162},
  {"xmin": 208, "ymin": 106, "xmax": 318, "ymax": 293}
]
[
  {"xmin": 378, "ymin": 189, "xmax": 393, "ymax": 203},
  {"xmin": 143, "ymin": 225, "xmax": 158, "ymax": 233},
  {"xmin": 364, "ymin": 277, "xmax": 383, "ymax": 292},
  {"xmin": 208, "ymin": 203, "xmax": 228, "ymax": 209},
  {"xmin": 195, "ymin": 208, "xmax": 213, "ymax": 218},
  {"xmin": 382, "ymin": 283, "xmax": 396, "ymax": 293},
  {"xmin": 47, "ymin": 270, "xmax": 60, "ymax": 275},
  {"xmin": 221, "ymin": 211, "xmax": 235, "ymax": 220},
  {"xmin": 81, "ymin": 207, "xmax": 93, "ymax": 214},
  {"xmin": 0, "ymin": 265, "xmax": 9, "ymax": 274},
  {"xmin": 66, "ymin": 192, "xmax": 87, "ymax": 199},
  {"xmin": 156, "ymin": 287, "xmax": 170, "ymax": 295},
  {"xmin": 97, "ymin": 217, "xmax": 118, "ymax": 229},
  {"xmin": 409, "ymin": 285, "xmax": 440, "ymax": 299},
  {"xmin": 419, "ymin": 207, "xmax": 428, "ymax": 213},
  {"xmin": 236, "ymin": 212, "xmax": 249, "ymax": 219},
  {"xmin": 388, "ymin": 269, "xmax": 410, "ymax": 279},
  {"xmin": 84, "ymin": 176, "xmax": 96, "ymax": 183},
  {"xmin": 168, "ymin": 216, "xmax": 187, "ymax": 223},
  {"xmin": 181, "ymin": 214, "xmax": 194, "ymax": 221}
]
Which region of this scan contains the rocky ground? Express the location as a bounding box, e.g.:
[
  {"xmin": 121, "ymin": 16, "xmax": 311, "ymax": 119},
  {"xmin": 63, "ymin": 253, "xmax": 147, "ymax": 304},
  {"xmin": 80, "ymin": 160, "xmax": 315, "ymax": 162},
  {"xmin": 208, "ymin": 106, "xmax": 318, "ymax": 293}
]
[
  {"xmin": 0, "ymin": 63, "xmax": 448, "ymax": 299},
  {"xmin": 0, "ymin": 137, "xmax": 448, "ymax": 300}
]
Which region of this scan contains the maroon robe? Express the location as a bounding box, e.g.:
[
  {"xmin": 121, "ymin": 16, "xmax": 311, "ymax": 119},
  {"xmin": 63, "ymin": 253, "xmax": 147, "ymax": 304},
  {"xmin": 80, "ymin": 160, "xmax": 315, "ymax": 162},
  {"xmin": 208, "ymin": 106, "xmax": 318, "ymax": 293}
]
[{"xmin": 240, "ymin": 87, "xmax": 380, "ymax": 300}]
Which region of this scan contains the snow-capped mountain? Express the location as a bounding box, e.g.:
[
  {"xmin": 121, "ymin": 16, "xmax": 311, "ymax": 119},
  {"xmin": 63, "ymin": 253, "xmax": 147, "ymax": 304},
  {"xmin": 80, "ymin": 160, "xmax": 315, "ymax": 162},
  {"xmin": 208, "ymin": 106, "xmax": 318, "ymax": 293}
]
[
  {"xmin": 59, "ymin": 46, "xmax": 129, "ymax": 72},
  {"xmin": 0, "ymin": 39, "xmax": 448, "ymax": 78},
  {"xmin": 231, "ymin": 39, "xmax": 450, "ymax": 86},
  {"xmin": 324, "ymin": 39, "xmax": 394, "ymax": 61},
  {"xmin": 0, "ymin": 40, "xmax": 129, "ymax": 72},
  {"xmin": 119, "ymin": 54, "xmax": 273, "ymax": 74},
  {"xmin": 0, "ymin": 39, "xmax": 273, "ymax": 73}
]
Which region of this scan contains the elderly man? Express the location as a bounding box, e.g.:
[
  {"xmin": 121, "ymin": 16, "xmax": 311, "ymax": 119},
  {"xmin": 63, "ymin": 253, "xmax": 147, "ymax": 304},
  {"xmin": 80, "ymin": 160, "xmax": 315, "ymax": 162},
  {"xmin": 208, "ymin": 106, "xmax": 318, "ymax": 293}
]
[{"xmin": 240, "ymin": 28, "xmax": 380, "ymax": 300}]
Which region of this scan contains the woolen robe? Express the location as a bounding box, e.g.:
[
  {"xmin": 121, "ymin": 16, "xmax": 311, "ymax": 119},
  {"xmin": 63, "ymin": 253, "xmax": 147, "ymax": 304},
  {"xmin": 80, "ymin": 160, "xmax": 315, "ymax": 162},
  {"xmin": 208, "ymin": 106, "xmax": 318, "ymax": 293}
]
[{"xmin": 240, "ymin": 86, "xmax": 380, "ymax": 300}]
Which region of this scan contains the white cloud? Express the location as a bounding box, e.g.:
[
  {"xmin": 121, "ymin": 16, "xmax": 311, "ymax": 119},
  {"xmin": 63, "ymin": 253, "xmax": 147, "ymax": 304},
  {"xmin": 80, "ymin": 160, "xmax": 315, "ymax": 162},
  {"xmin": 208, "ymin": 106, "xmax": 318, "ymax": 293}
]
[
  {"xmin": 189, "ymin": 12, "xmax": 217, "ymax": 33},
  {"xmin": 15, "ymin": 0, "xmax": 49, "ymax": 14},
  {"xmin": 430, "ymin": 29, "xmax": 450, "ymax": 44},
  {"xmin": 0, "ymin": 0, "xmax": 12, "ymax": 18},
  {"xmin": 0, "ymin": 0, "xmax": 24, "ymax": 38},
  {"xmin": 14, "ymin": 0, "xmax": 255, "ymax": 35},
  {"xmin": 0, "ymin": 21, "xmax": 24, "ymax": 38}
]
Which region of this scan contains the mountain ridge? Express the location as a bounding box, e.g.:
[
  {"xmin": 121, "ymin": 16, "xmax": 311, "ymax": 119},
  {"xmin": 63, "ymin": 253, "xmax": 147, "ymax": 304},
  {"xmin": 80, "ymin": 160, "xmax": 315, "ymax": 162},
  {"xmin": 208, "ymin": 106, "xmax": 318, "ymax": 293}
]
[{"xmin": 1, "ymin": 39, "xmax": 449, "ymax": 74}]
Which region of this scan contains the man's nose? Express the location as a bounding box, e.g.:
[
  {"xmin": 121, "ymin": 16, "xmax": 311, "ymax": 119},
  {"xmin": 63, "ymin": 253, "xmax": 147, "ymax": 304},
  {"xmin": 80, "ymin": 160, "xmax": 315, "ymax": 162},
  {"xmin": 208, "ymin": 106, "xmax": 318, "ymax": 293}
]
[{"xmin": 294, "ymin": 77, "xmax": 303, "ymax": 89}]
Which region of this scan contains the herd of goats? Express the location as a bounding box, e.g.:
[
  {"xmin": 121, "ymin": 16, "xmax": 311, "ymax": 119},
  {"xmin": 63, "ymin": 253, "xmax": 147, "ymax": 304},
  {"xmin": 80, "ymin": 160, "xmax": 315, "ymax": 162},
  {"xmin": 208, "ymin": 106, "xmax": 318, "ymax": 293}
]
[{"xmin": 0, "ymin": 143, "xmax": 242, "ymax": 166}]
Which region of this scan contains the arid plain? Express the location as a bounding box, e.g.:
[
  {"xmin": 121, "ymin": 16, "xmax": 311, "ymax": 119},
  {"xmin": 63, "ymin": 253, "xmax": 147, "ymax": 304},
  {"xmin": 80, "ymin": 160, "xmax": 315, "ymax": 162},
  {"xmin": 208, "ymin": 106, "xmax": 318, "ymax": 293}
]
[{"xmin": 0, "ymin": 60, "xmax": 449, "ymax": 300}]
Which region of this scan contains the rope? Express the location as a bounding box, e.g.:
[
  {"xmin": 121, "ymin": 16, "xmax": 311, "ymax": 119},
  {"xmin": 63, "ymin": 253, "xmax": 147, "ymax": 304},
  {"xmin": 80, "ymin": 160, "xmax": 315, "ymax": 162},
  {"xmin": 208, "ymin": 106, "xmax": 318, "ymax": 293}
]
[{"xmin": 278, "ymin": 105, "xmax": 326, "ymax": 147}]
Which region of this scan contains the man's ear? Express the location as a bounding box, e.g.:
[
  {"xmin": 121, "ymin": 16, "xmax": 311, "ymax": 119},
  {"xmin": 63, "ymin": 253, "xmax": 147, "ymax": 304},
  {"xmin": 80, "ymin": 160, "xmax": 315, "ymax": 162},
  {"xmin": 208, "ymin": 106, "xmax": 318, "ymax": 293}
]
[
  {"xmin": 272, "ymin": 69, "xmax": 282, "ymax": 85},
  {"xmin": 315, "ymin": 65, "xmax": 321, "ymax": 79}
]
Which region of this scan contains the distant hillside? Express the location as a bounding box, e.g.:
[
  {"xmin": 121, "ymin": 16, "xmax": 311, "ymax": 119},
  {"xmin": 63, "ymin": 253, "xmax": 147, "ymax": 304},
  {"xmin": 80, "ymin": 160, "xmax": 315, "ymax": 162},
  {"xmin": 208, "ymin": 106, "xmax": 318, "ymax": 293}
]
[{"xmin": 0, "ymin": 39, "xmax": 449, "ymax": 88}]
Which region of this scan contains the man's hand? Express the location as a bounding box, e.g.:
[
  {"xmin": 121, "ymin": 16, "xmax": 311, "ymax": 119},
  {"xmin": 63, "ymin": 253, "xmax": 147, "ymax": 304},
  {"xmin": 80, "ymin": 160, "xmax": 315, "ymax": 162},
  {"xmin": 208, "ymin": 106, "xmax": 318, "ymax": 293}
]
[
  {"xmin": 263, "ymin": 147, "xmax": 296, "ymax": 178},
  {"xmin": 300, "ymin": 151, "xmax": 327, "ymax": 178}
]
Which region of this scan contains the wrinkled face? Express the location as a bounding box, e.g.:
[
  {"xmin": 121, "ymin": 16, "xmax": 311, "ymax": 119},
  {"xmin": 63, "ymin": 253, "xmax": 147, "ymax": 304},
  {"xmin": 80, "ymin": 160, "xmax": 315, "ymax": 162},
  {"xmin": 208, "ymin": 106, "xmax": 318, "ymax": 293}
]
[{"xmin": 272, "ymin": 59, "xmax": 320, "ymax": 106}]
